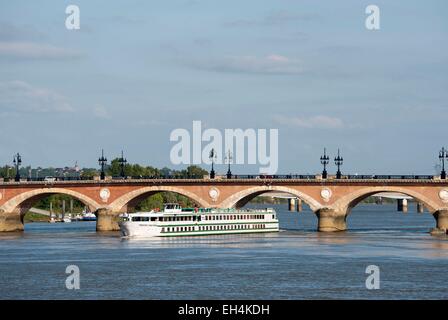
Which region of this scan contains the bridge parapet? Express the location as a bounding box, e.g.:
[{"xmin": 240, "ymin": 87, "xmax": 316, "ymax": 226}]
[
  {"xmin": 0, "ymin": 177, "xmax": 446, "ymax": 187},
  {"xmin": 0, "ymin": 177, "xmax": 447, "ymax": 234}
]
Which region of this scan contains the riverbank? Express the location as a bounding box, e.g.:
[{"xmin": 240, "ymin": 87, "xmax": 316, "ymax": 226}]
[{"xmin": 23, "ymin": 212, "xmax": 50, "ymax": 223}]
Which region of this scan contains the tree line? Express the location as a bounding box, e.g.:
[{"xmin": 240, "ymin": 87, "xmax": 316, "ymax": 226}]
[{"xmin": 0, "ymin": 159, "xmax": 208, "ymax": 179}]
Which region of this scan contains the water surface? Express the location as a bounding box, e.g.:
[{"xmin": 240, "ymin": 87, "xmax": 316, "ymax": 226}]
[{"xmin": 0, "ymin": 203, "xmax": 447, "ymax": 299}]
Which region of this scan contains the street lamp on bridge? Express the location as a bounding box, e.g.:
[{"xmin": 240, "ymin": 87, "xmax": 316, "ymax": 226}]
[
  {"xmin": 13, "ymin": 153, "xmax": 22, "ymax": 182},
  {"xmin": 439, "ymin": 147, "xmax": 447, "ymax": 179},
  {"xmin": 320, "ymin": 148, "xmax": 329, "ymax": 179},
  {"xmin": 334, "ymin": 149, "xmax": 343, "ymax": 179},
  {"xmin": 118, "ymin": 150, "xmax": 127, "ymax": 178},
  {"xmin": 98, "ymin": 149, "xmax": 107, "ymax": 180},
  {"xmin": 225, "ymin": 150, "xmax": 233, "ymax": 179},
  {"xmin": 209, "ymin": 148, "xmax": 217, "ymax": 179}
]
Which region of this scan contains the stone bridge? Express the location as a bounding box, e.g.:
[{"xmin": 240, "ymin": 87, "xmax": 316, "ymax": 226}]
[{"xmin": 1, "ymin": 178, "xmax": 448, "ymax": 234}]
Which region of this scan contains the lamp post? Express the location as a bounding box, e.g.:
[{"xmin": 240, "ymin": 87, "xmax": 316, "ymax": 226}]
[
  {"xmin": 209, "ymin": 148, "xmax": 217, "ymax": 179},
  {"xmin": 13, "ymin": 153, "xmax": 22, "ymax": 182},
  {"xmin": 225, "ymin": 150, "xmax": 233, "ymax": 179},
  {"xmin": 439, "ymin": 147, "xmax": 447, "ymax": 179},
  {"xmin": 118, "ymin": 150, "xmax": 127, "ymax": 178},
  {"xmin": 98, "ymin": 149, "xmax": 107, "ymax": 180},
  {"xmin": 334, "ymin": 149, "xmax": 343, "ymax": 179},
  {"xmin": 320, "ymin": 148, "xmax": 329, "ymax": 179}
]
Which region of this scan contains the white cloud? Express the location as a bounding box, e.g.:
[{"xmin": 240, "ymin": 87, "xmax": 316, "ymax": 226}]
[
  {"xmin": 0, "ymin": 42, "xmax": 81, "ymax": 60},
  {"xmin": 0, "ymin": 81, "xmax": 74, "ymax": 114},
  {"xmin": 274, "ymin": 115, "xmax": 344, "ymax": 129},
  {"xmin": 193, "ymin": 54, "xmax": 303, "ymax": 75},
  {"xmin": 92, "ymin": 104, "xmax": 110, "ymax": 119}
]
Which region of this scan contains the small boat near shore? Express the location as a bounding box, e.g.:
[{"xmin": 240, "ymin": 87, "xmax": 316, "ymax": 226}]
[
  {"xmin": 119, "ymin": 203, "xmax": 279, "ymax": 238},
  {"xmin": 81, "ymin": 212, "xmax": 96, "ymax": 221}
]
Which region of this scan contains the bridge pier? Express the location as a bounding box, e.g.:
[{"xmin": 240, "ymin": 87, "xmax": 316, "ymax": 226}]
[
  {"xmin": 0, "ymin": 210, "xmax": 24, "ymax": 232},
  {"xmin": 417, "ymin": 202, "xmax": 424, "ymax": 214},
  {"xmin": 397, "ymin": 199, "xmax": 408, "ymax": 213},
  {"xmin": 431, "ymin": 210, "xmax": 448, "ymax": 235},
  {"xmin": 315, "ymin": 208, "xmax": 347, "ymax": 232},
  {"xmin": 95, "ymin": 208, "xmax": 120, "ymax": 232},
  {"xmin": 288, "ymin": 198, "xmax": 295, "ymax": 212},
  {"xmin": 296, "ymin": 198, "xmax": 302, "ymax": 212}
]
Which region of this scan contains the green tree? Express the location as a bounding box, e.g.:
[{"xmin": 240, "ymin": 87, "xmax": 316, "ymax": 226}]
[{"xmin": 80, "ymin": 168, "xmax": 98, "ymax": 179}]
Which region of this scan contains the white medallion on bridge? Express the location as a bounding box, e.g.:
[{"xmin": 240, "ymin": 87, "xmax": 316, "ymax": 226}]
[
  {"xmin": 99, "ymin": 188, "xmax": 111, "ymax": 202},
  {"xmin": 320, "ymin": 188, "xmax": 332, "ymax": 202},
  {"xmin": 439, "ymin": 189, "xmax": 448, "ymax": 203},
  {"xmin": 208, "ymin": 187, "xmax": 220, "ymax": 202}
]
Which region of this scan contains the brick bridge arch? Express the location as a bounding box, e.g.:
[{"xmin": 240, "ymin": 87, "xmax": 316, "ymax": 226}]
[
  {"xmin": 0, "ymin": 187, "xmax": 102, "ymax": 214},
  {"xmin": 315, "ymin": 186, "xmax": 448, "ymax": 233},
  {"xmin": 0, "ymin": 187, "xmax": 102, "ymax": 232},
  {"xmin": 331, "ymin": 186, "xmax": 442, "ymax": 214},
  {"xmin": 219, "ymin": 186, "xmax": 322, "ymax": 212},
  {"xmin": 109, "ymin": 186, "xmax": 211, "ymax": 212}
]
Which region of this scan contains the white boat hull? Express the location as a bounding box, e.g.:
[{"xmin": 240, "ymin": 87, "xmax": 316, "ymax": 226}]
[{"xmin": 119, "ymin": 208, "xmax": 279, "ymax": 238}]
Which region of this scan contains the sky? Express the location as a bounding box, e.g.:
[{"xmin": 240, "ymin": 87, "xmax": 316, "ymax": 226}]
[{"xmin": 0, "ymin": 0, "xmax": 447, "ymax": 175}]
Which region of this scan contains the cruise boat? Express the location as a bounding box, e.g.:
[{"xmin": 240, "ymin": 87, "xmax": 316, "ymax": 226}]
[
  {"xmin": 81, "ymin": 212, "xmax": 97, "ymax": 221},
  {"xmin": 119, "ymin": 203, "xmax": 279, "ymax": 238}
]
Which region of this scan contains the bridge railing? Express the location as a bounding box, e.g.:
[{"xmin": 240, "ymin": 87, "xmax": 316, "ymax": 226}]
[
  {"xmin": 12, "ymin": 176, "xmax": 95, "ymax": 182},
  {"xmin": 346, "ymin": 175, "xmax": 434, "ymax": 180},
  {"xmin": 228, "ymin": 174, "xmax": 317, "ymax": 179},
  {"xmin": 124, "ymin": 175, "xmax": 205, "ymax": 180},
  {"xmin": 3, "ymin": 174, "xmax": 436, "ymax": 182}
]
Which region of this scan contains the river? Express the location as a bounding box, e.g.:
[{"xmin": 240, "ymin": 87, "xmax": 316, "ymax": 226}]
[{"xmin": 0, "ymin": 203, "xmax": 447, "ymax": 299}]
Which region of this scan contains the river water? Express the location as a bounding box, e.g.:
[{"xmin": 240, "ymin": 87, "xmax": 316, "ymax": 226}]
[{"xmin": 0, "ymin": 203, "xmax": 447, "ymax": 300}]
